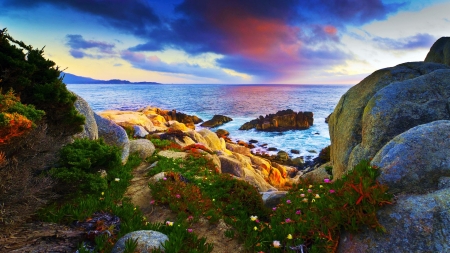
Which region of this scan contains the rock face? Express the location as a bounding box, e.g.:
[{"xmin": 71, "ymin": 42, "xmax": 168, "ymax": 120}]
[
  {"xmin": 129, "ymin": 139, "xmax": 155, "ymax": 160},
  {"xmin": 329, "ymin": 62, "xmax": 450, "ymax": 179},
  {"xmin": 73, "ymin": 93, "xmax": 98, "ymax": 140},
  {"xmin": 94, "ymin": 113, "xmax": 130, "ymax": 164},
  {"xmin": 111, "ymin": 230, "xmax": 168, "ymax": 253},
  {"xmin": 425, "ymin": 37, "xmax": 450, "ymax": 66},
  {"xmin": 99, "ymin": 110, "xmax": 156, "ymax": 133},
  {"xmin": 239, "ymin": 109, "xmax": 313, "ymax": 131},
  {"xmin": 200, "ymin": 115, "xmax": 233, "ymax": 128}
]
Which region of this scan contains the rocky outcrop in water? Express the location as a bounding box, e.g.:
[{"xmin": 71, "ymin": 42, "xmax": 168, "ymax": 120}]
[
  {"xmin": 200, "ymin": 115, "xmax": 232, "ymax": 128},
  {"xmin": 239, "ymin": 109, "xmax": 313, "ymax": 131}
]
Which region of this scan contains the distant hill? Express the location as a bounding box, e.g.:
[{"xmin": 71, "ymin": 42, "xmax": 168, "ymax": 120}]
[{"xmin": 61, "ymin": 73, "xmax": 160, "ymax": 84}]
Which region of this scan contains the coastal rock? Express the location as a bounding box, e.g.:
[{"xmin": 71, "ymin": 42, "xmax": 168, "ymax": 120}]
[
  {"xmin": 167, "ymin": 121, "xmax": 189, "ymax": 132},
  {"xmin": 239, "ymin": 109, "xmax": 313, "ymax": 131},
  {"xmin": 328, "ymin": 62, "xmax": 450, "ymax": 179},
  {"xmin": 242, "ymin": 167, "xmax": 277, "ymax": 192},
  {"xmin": 300, "ymin": 164, "xmax": 331, "ymax": 183},
  {"xmin": 173, "ymin": 135, "xmax": 196, "ymax": 147},
  {"xmin": 215, "ymin": 129, "xmax": 230, "ymax": 138},
  {"xmin": 276, "ymin": 151, "xmax": 289, "ymax": 162},
  {"xmin": 174, "ymin": 111, "xmax": 203, "ymax": 129},
  {"xmin": 337, "ymin": 188, "xmax": 450, "ymax": 253},
  {"xmin": 198, "ymin": 129, "xmax": 229, "ymax": 154},
  {"xmin": 219, "ymin": 155, "xmax": 244, "ymax": 177},
  {"xmin": 95, "ymin": 113, "xmax": 129, "ymax": 164},
  {"xmin": 261, "ymin": 191, "xmax": 288, "ymax": 209},
  {"xmin": 129, "ymin": 139, "xmax": 155, "ymax": 160},
  {"xmin": 99, "ymin": 110, "xmax": 156, "ymax": 132},
  {"xmin": 226, "ymin": 143, "xmax": 251, "ymax": 156},
  {"xmin": 371, "ymin": 120, "xmax": 450, "ymax": 194},
  {"xmin": 157, "ymin": 150, "xmax": 188, "ymax": 160},
  {"xmin": 73, "ymin": 93, "xmax": 98, "ymax": 140},
  {"xmin": 111, "ymin": 230, "xmax": 168, "ymax": 253},
  {"xmin": 200, "ymin": 115, "xmax": 233, "ymax": 128},
  {"xmin": 424, "ymin": 37, "xmax": 450, "ymax": 66},
  {"xmin": 133, "ymin": 125, "xmax": 149, "ymax": 138}
]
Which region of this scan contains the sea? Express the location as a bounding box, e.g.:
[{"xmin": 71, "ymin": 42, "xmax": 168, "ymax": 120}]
[{"xmin": 67, "ymin": 84, "xmax": 352, "ymax": 161}]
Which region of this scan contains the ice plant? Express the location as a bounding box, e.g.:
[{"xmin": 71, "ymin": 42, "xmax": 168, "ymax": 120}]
[
  {"xmin": 254, "ymin": 226, "xmax": 258, "ymax": 231},
  {"xmin": 163, "ymin": 177, "xmax": 167, "ymax": 180},
  {"xmin": 150, "ymin": 200, "xmax": 155, "ymax": 204},
  {"xmin": 308, "ymin": 189, "xmax": 312, "ymax": 193},
  {"xmin": 187, "ymin": 228, "xmax": 193, "ymax": 233},
  {"xmin": 285, "ymin": 218, "xmax": 291, "ymax": 223},
  {"xmin": 315, "ymin": 194, "xmax": 320, "ymax": 198},
  {"xmin": 115, "ymin": 178, "xmax": 120, "ymax": 182},
  {"xmin": 273, "ymin": 241, "xmax": 281, "ymax": 248},
  {"xmin": 166, "ymin": 221, "xmax": 174, "ymax": 226},
  {"xmin": 324, "ymin": 178, "xmax": 330, "ymax": 183},
  {"xmin": 300, "ymin": 194, "xmax": 305, "ymax": 197},
  {"xmin": 302, "ymin": 198, "xmax": 308, "ymax": 203},
  {"xmin": 286, "ymin": 200, "xmax": 291, "ymax": 204},
  {"xmin": 272, "ymin": 207, "xmax": 277, "ymax": 211},
  {"xmin": 250, "ymin": 215, "xmax": 258, "ymax": 221},
  {"xmin": 329, "ymin": 189, "xmax": 336, "ymax": 194},
  {"xmin": 287, "ymin": 234, "xmax": 293, "ymax": 239},
  {"xmin": 308, "ymin": 185, "xmax": 313, "ymax": 188},
  {"xmin": 296, "ymin": 210, "xmax": 301, "ymax": 215},
  {"xmin": 176, "ymin": 194, "xmax": 181, "ymax": 199}
]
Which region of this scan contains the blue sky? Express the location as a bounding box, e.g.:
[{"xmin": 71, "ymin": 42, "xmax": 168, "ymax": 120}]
[{"xmin": 1, "ymin": 0, "xmax": 449, "ymax": 84}]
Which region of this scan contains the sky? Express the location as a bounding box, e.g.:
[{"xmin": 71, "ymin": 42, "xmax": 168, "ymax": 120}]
[{"xmin": 1, "ymin": 0, "xmax": 449, "ymax": 84}]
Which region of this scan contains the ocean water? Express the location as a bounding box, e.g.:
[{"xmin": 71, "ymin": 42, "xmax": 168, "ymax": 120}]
[{"xmin": 67, "ymin": 84, "xmax": 352, "ymax": 160}]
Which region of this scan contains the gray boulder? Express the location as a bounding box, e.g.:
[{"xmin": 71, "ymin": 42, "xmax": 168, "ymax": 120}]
[
  {"xmin": 111, "ymin": 230, "xmax": 168, "ymax": 253},
  {"xmin": 261, "ymin": 191, "xmax": 287, "ymax": 209},
  {"xmin": 72, "ymin": 93, "xmax": 98, "ymax": 140},
  {"xmin": 219, "ymin": 155, "xmax": 244, "ymax": 177},
  {"xmin": 338, "ymin": 188, "xmax": 450, "ymax": 253},
  {"xmin": 95, "ymin": 113, "xmax": 130, "ymax": 164},
  {"xmin": 425, "ymin": 37, "xmax": 450, "ymax": 66},
  {"xmin": 129, "ymin": 139, "xmax": 155, "ymax": 160},
  {"xmin": 329, "ymin": 62, "xmax": 450, "ymax": 179},
  {"xmin": 133, "ymin": 125, "xmax": 149, "ymax": 138}
]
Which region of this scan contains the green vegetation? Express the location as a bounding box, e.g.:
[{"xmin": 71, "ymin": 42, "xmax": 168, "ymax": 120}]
[{"xmin": 0, "ymin": 28, "xmax": 84, "ymax": 134}]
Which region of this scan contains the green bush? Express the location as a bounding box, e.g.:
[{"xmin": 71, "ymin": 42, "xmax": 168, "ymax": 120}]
[{"xmin": 0, "ymin": 28, "xmax": 84, "ymax": 134}]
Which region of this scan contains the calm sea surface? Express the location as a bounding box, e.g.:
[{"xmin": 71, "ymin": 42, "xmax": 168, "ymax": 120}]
[{"xmin": 67, "ymin": 84, "xmax": 352, "ymax": 160}]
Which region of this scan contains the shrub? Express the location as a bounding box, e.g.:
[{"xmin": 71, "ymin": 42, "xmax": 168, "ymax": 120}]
[{"xmin": 0, "ymin": 28, "xmax": 84, "ymax": 134}]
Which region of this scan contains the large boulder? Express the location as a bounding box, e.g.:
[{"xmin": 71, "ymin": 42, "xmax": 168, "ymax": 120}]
[
  {"xmin": 111, "ymin": 230, "xmax": 168, "ymax": 253},
  {"xmin": 94, "ymin": 113, "xmax": 129, "ymax": 163},
  {"xmin": 99, "ymin": 110, "xmax": 156, "ymax": 132},
  {"xmin": 219, "ymin": 155, "xmax": 244, "ymax": 177},
  {"xmin": 200, "ymin": 115, "xmax": 233, "ymax": 128},
  {"xmin": 129, "ymin": 139, "xmax": 156, "ymax": 160},
  {"xmin": 240, "ymin": 109, "xmax": 313, "ymax": 131},
  {"xmin": 197, "ymin": 129, "xmax": 229, "ymax": 154},
  {"xmin": 72, "ymin": 93, "xmax": 98, "ymax": 140},
  {"xmin": 424, "ymin": 37, "xmax": 450, "ymax": 66},
  {"xmin": 329, "ymin": 62, "xmax": 450, "ymax": 179}
]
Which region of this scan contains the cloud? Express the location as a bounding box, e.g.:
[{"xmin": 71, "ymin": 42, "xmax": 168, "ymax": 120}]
[
  {"xmin": 65, "ymin": 34, "xmax": 115, "ymax": 58},
  {"xmin": 373, "ymin": 33, "xmax": 436, "ymax": 50},
  {"xmin": 120, "ymin": 50, "xmax": 244, "ymax": 82}
]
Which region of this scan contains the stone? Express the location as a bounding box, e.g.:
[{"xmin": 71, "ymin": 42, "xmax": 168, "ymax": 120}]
[
  {"xmin": 301, "ymin": 164, "xmax": 331, "ymax": 183},
  {"xmin": 72, "ymin": 93, "xmax": 98, "ymax": 140},
  {"xmin": 424, "ymin": 37, "xmax": 450, "ymax": 66},
  {"xmin": 157, "ymin": 150, "xmax": 188, "ymax": 160},
  {"xmin": 226, "ymin": 143, "xmax": 251, "ymax": 156},
  {"xmin": 276, "ymin": 151, "xmax": 289, "ymax": 161},
  {"xmin": 198, "ymin": 129, "xmax": 225, "ymax": 152},
  {"xmin": 292, "ymin": 157, "xmax": 304, "ymax": 167},
  {"xmin": 261, "ymin": 191, "xmax": 287, "ymax": 209},
  {"xmin": 215, "ymin": 129, "xmax": 230, "ymax": 138},
  {"xmin": 338, "ymin": 188, "xmax": 450, "ymax": 253},
  {"xmin": 291, "ymin": 149, "xmax": 300, "ymax": 154},
  {"xmin": 239, "ymin": 109, "xmax": 313, "ymax": 131},
  {"xmin": 148, "ymin": 172, "xmax": 166, "ymax": 184},
  {"xmin": 95, "ymin": 113, "xmax": 129, "ymax": 164},
  {"xmin": 129, "ymin": 139, "xmax": 155, "ymax": 160},
  {"xmin": 173, "ymin": 136, "xmax": 196, "ymax": 148},
  {"xmin": 200, "ymin": 115, "xmax": 233, "ymax": 128},
  {"xmin": 219, "ymin": 155, "xmax": 244, "ymax": 177},
  {"xmin": 242, "ymin": 167, "xmax": 277, "ymax": 192},
  {"xmin": 249, "ymin": 155, "xmax": 272, "ymax": 173},
  {"xmin": 371, "ymin": 120, "xmax": 450, "ymax": 194},
  {"xmin": 168, "ymin": 121, "xmax": 189, "ymax": 132},
  {"xmin": 329, "ymin": 62, "xmax": 450, "ymax": 179},
  {"xmin": 99, "ymin": 110, "xmax": 156, "ymax": 132},
  {"xmin": 133, "ymin": 125, "xmax": 149, "ymax": 138},
  {"xmin": 111, "ymin": 230, "xmax": 168, "ymax": 253}
]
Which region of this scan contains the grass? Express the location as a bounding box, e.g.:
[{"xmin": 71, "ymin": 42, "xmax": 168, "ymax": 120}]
[{"xmin": 37, "ymin": 138, "xmax": 392, "ymax": 253}]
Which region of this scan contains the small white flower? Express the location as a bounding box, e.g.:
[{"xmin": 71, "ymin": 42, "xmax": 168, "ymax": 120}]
[{"xmin": 115, "ymin": 178, "xmax": 120, "ymax": 182}]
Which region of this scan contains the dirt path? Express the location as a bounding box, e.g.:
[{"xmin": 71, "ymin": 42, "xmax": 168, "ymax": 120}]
[{"xmin": 125, "ymin": 162, "xmax": 244, "ymax": 253}]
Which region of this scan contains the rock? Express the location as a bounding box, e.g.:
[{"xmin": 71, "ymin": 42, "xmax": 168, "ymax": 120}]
[
  {"xmin": 249, "ymin": 155, "xmax": 272, "ymax": 173},
  {"xmin": 111, "ymin": 230, "xmax": 168, "ymax": 253},
  {"xmin": 146, "ymin": 114, "xmax": 168, "ymax": 131},
  {"xmin": 338, "ymin": 188, "xmax": 450, "ymax": 253},
  {"xmin": 148, "ymin": 172, "xmax": 166, "ymax": 184},
  {"xmin": 267, "ymin": 167, "xmax": 285, "ymax": 188},
  {"xmin": 72, "ymin": 93, "xmax": 98, "ymax": 140},
  {"xmin": 424, "ymin": 37, "xmax": 450, "ymax": 66},
  {"xmin": 215, "ymin": 129, "xmax": 230, "ymax": 138},
  {"xmin": 301, "ymin": 164, "xmax": 331, "ymax": 183},
  {"xmin": 239, "ymin": 109, "xmax": 313, "ymax": 131},
  {"xmin": 329, "ymin": 62, "xmax": 450, "ymax": 179},
  {"xmin": 272, "ymin": 162, "xmax": 288, "ymax": 178},
  {"xmin": 276, "ymin": 151, "xmax": 289, "ymax": 161},
  {"xmin": 325, "ymin": 113, "xmax": 332, "ymax": 124},
  {"xmin": 226, "ymin": 143, "xmax": 251, "ymax": 156},
  {"xmin": 187, "ymin": 130, "xmax": 209, "ymax": 146},
  {"xmin": 99, "ymin": 110, "xmax": 156, "ymax": 132},
  {"xmin": 95, "ymin": 113, "xmax": 129, "ymax": 164},
  {"xmin": 157, "ymin": 150, "xmax": 188, "ymax": 160},
  {"xmin": 371, "ymin": 120, "xmax": 450, "ymax": 194},
  {"xmin": 261, "ymin": 191, "xmax": 288, "ymax": 209},
  {"xmin": 204, "ymin": 153, "xmax": 221, "ymax": 173},
  {"xmin": 200, "ymin": 115, "xmax": 233, "ymax": 128},
  {"xmin": 219, "ymin": 155, "xmax": 244, "ymax": 177},
  {"xmin": 129, "ymin": 139, "xmax": 155, "ymax": 160},
  {"xmin": 174, "ymin": 111, "xmax": 203, "ymax": 129},
  {"xmin": 249, "ymin": 139, "xmax": 258, "ymax": 144},
  {"xmin": 198, "ymin": 129, "xmax": 228, "ymax": 153},
  {"xmin": 268, "ymin": 147, "xmax": 278, "ymax": 151},
  {"xmin": 173, "ymin": 136, "xmax": 196, "ymax": 148},
  {"xmin": 168, "ymin": 121, "xmax": 189, "ymax": 132},
  {"xmin": 133, "ymin": 125, "xmax": 149, "ymax": 138},
  {"xmin": 291, "ymin": 149, "xmax": 300, "ymax": 154},
  {"xmin": 292, "ymin": 157, "xmax": 305, "ymax": 167}
]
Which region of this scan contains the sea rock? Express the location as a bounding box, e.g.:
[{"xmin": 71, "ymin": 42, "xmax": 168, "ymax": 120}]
[
  {"xmin": 167, "ymin": 121, "xmax": 189, "ymax": 132},
  {"xmin": 198, "ymin": 129, "xmax": 229, "ymax": 153},
  {"xmin": 226, "ymin": 143, "xmax": 251, "ymax": 156},
  {"xmin": 95, "ymin": 113, "xmax": 129, "ymax": 164},
  {"xmin": 261, "ymin": 191, "xmax": 288, "ymax": 209},
  {"xmin": 328, "ymin": 62, "xmax": 450, "ymax": 179},
  {"xmin": 72, "ymin": 93, "xmax": 98, "ymax": 140},
  {"xmin": 219, "ymin": 155, "xmax": 244, "ymax": 177},
  {"xmin": 200, "ymin": 115, "xmax": 233, "ymax": 128},
  {"xmin": 129, "ymin": 139, "xmax": 155, "ymax": 160},
  {"xmin": 157, "ymin": 150, "xmax": 188, "ymax": 160},
  {"xmin": 337, "ymin": 188, "xmax": 450, "ymax": 253},
  {"xmin": 111, "ymin": 230, "xmax": 168, "ymax": 253},
  {"xmin": 371, "ymin": 120, "xmax": 450, "ymax": 194},
  {"xmin": 424, "ymin": 37, "xmax": 450, "ymax": 66},
  {"xmin": 301, "ymin": 164, "xmax": 331, "ymax": 183},
  {"xmin": 99, "ymin": 110, "xmax": 156, "ymax": 132},
  {"xmin": 276, "ymin": 151, "xmax": 289, "ymax": 162},
  {"xmin": 215, "ymin": 129, "xmax": 230, "ymax": 138},
  {"xmin": 239, "ymin": 109, "xmax": 313, "ymax": 131},
  {"xmin": 133, "ymin": 125, "xmax": 149, "ymax": 138}
]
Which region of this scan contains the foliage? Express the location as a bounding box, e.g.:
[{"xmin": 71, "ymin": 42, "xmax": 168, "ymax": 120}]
[
  {"xmin": 0, "ymin": 89, "xmax": 45, "ymax": 143},
  {"xmin": 49, "ymin": 138, "xmax": 122, "ymax": 194},
  {"xmin": 0, "ymin": 28, "xmax": 84, "ymax": 134},
  {"xmin": 148, "ymin": 136, "xmax": 182, "ymax": 151}
]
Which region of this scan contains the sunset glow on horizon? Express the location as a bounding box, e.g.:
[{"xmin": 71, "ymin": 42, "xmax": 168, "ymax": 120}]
[{"xmin": 1, "ymin": 0, "xmax": 449, "ymax": 84}]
